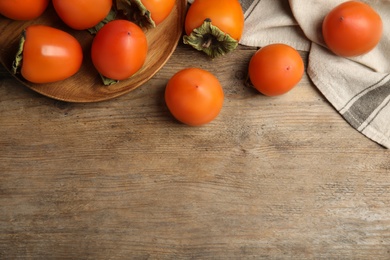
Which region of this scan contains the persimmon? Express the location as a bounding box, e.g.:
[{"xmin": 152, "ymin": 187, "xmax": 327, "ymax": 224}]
[
  {"xmin": 322, "ymin": 1, "xmax": 382, "ymax": 57},
  {"xmin": 165, "ymin": 68, "xmax": 224, "ymax": 126},
  {"xmin": 0, "ymin": 0, "xmax": 49, "ymax": 20},
  {"xmin": 115, "ymin": 0, "xmax": 176, "ymax": 28},
  {"xmin": 52, "ymin": 0, "xmax": 113, "ymax": 30},
  {"xmin": 183, "ymin": 0, "xmax": 244, "ymax": 58},
  {"xmin": 248, "ymin": 44, "xmax": 304, "ymax": 96},
  {"xmin": 91, "ymin": 20, "xmax": 148, "ymax": 84},
  {"xmin": 13, "ymin": 25, "xmax": 83, "ymax": 84}
]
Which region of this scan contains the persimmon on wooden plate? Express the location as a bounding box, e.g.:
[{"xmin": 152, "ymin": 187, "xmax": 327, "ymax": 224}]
[{"xmin": 0, "ymin": 0, "xmax": 186, "ymax": 102}]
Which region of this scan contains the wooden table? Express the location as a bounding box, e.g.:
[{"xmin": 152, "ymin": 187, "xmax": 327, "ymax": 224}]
[{"xmin": 1, "ymin": 42, "xmax": 390, "ymax": 259}]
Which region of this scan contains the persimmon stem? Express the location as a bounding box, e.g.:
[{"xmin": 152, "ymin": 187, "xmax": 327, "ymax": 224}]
[{"xmin": 202, "ymin": 37, "xmax": 213, "ymax": 48}]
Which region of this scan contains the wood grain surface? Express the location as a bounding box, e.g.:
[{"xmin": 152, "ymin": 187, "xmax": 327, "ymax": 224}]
[{"xmin": 1, "ymin": 42, "xmax": 390, "ymax": 259}]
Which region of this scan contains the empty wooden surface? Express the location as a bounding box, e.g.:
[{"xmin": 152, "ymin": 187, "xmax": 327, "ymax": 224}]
[{"xmin": 1, "ymin": 42, "xmax": 390, "ymax": 259}]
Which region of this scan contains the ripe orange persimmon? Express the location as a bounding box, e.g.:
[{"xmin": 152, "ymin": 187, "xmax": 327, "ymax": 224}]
[
  {"xmin": 13, "ymin": 25, "xmax": 83, "ymax": 84},
  {"xmin": 322, "ymin": 1, "xmax": 382, "ymax": 57},
  {"xmin": 248, "ymin": 44, "xmax": 304, "ymax": 96},
  {"xmin": 183, "ymin": 0, "xmax": 244, "ymax": 58},
  {"xmin": 53, "ymin": 0, "xmax": 112, "ymax": 30},
  {"xmin": 91, "ymin": 20, "xmax": 148, "ymax": 83},
  {"xmin": 0, "ymin": 0, "xmax": 49, "ymax": 20},
  {"xmin": 115, "ymin": 0, "xmax": 175, "ymax": 28},
  {"xmin": 137, "ymin": 0, "xmax": 176, "ymax": 26},
  {"xmin": 165, "ymin": 68, "xmax": 224, "ymax": 126}
]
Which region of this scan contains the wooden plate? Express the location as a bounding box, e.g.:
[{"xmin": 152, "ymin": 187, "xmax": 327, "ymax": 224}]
[{"xmin": 0, "ymin": 0, "xmax": 187, "ymax": 102}]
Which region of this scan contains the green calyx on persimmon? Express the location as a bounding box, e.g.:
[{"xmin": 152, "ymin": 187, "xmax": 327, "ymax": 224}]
[
  {"xmin": 183, "ymin": 18, "xmax": 239, "ymax": 59},
  {"xmin": 115, "ymin": 0, "xmax": 154, "ymax": 29},
  {"xmin": 182, "ymin": 0, "xmax": 244, "ymax": 58},
  {"xmin": 115, "ymin": 0, "xmax": 175, "ymax": 29}
]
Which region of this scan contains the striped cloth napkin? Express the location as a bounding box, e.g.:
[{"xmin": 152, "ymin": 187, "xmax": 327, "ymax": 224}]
[{"xmin": 239, "ymin": 0, "xmax": 390, "ymax": 148}]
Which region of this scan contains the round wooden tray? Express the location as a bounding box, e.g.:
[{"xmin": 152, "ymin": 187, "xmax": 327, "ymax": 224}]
[{"xmin": 0, "ymin": 0, "xmax": 187, "ymax": 102}]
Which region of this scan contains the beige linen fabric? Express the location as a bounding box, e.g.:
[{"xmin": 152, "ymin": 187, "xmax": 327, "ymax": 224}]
[{"xmin": 239, "ymin": 0, "xmax": 390, "ymax": 148}]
